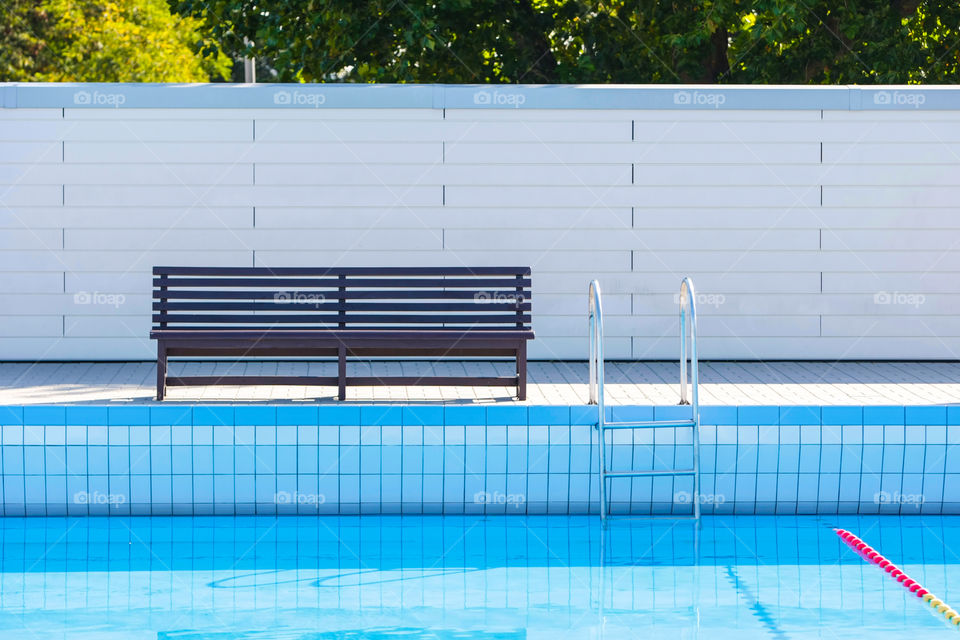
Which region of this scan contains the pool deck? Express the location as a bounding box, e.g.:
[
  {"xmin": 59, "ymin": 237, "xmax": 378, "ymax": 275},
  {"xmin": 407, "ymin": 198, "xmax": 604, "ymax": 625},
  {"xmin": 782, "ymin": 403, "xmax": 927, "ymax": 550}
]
[{"xmin": 0, "ymin": 360, "xmax": 957, "ymax": 406}]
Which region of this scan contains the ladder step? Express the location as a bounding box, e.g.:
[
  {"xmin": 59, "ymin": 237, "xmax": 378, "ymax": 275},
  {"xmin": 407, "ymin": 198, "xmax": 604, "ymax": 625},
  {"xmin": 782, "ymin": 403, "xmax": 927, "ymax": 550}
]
[
  {"xmin": 604, "ymin": 469, "xmax": 696, "ymax": 478},
  {"xmin": 601, "ymin": 419, "xmax": 695, "ymax": 429}
]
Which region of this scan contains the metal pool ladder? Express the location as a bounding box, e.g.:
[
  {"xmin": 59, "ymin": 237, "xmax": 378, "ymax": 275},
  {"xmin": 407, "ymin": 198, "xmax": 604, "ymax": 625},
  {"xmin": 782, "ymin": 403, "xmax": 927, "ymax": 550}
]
[{"xmin": 588, "ymin": 277, "xmax": 702, "ymax": 522}]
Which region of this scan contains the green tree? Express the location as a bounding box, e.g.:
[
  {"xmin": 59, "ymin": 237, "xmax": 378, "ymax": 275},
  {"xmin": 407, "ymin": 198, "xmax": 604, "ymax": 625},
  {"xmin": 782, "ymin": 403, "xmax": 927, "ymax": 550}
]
[
  {"xmin": 0, "ymin": 0, "xmax": 230, "ymax": 82},
  {"xmin": 173, "ymin": 0, "xmax": 960, "ymax": 84}
]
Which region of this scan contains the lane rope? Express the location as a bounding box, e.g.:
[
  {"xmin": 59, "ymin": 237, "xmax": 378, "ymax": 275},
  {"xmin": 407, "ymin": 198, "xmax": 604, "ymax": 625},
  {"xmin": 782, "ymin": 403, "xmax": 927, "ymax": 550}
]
[{"xmin": 835, "ymin": 528, "xmax": 960, "ymax": 628}]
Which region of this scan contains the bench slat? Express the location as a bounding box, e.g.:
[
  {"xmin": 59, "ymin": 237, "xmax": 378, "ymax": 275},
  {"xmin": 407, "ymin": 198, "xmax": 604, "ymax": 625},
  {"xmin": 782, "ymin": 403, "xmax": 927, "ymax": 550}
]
[
  {"xmin": 155, "ymin": 266, "xmax": 530, "ymax": 276},
  {"xmin": 154, "ymin": 277, "xmax": 531, "ymax": 289},
  {"xmin": 154, "ymin": 301, "xmax": 531, "ymax": 312},
  {"xmin": 155, "ymin": 289, "xmax": 528, "ymax": 301},
  {"xmin": 154, "ymin": 313, "xmax": 532, "ymax": 324}
]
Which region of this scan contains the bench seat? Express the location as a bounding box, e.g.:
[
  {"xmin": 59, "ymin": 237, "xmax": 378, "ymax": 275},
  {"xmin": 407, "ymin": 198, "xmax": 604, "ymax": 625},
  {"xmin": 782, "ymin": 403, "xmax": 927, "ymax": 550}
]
[{"xmin": 151, "ymin": 267, "xmax": 534, "ymax": 400}]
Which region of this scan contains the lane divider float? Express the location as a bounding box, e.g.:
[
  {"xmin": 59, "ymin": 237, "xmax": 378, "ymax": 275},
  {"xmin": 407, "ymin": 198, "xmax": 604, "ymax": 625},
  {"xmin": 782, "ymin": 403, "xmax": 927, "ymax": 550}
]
[{"xmin": 835, "ymin": 528, "xmax": 959, "ymax": 627}]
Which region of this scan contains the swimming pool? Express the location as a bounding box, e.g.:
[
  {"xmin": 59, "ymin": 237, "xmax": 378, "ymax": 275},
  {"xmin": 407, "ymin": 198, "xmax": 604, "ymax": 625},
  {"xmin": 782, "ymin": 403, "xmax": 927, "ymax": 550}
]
[{"xmin": 1, "ymin": 515, "xmax": 957, "ymax": 638}]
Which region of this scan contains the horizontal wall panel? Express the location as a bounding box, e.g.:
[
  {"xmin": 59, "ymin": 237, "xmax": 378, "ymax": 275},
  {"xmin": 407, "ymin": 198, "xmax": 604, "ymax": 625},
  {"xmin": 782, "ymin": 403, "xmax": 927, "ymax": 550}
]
[
  {"xmin": 0, "ymin": 229, "xmax": 62, "ymax": 250},
  {"xmin": 65, "ymin": 108, "xmax": 442, "ymax": 121},
  {"xmin": 64, "ymin": 229, "xmax": 441, "ymax": 252},
  {"xmin": 0, "ymin": 142, "xmax": 62, "ymax": 163},
  {"xmin": 254, "ymin": 164, "xmax": 632, "ymax": 187},
  {"xmin": 65, "ymin": 142, "xmax": 442, "ymax": 164},
  {"xmin": 0, "ymin": 185, "xmax": 62, "ymax": 207},
  {"xmin": 0, "ymin": 272, "xmax": 64, "ymax": 294},
  {"xmin": 0, "ymin": 316, "xmax": 62, "ymax": 337},
  {"xmin": 538, "ymin": 272, "xmax": 821, "ymax": 295},
  {"xmin": 64, "ymin": 315, "xmax": 149, "ymax": 338},
  {"xmin": 0, "ymin": 251, "xmax": 253, "ymax": 272},
  {"xmin": 0, "ymin": 294, "xmax": 149, "ymax": 316},
  {"xmin": 632, "ymin": 250, "xmax": 960, "ymax": 273},
  {"xmin": 823, "ymin": 143, "xmax": 960, "ymax": 164},
  {"xmin": 253, "ymin": 207, "xmax": 633, "ymax": 230},
  {"xmin": 446, "ymin": 109, "xmax": 821, "ymax": 122},
  {"xmin": 822, "ymin": 230, "xmax": 960, "ymax": 251},
  {"xmin": 64, "ymin": 185, "xmax": 441, "ymax": 208},
  {"xmin": 824, "ymin": 186, "xmax": 960, "ymax": 207},
  {"xmin": 445, "ymin": 229, "xmax": 819, "ymax": 252},
  {"xmin": 633, "ymin": 208, "xmax": 960, "ymax": 229},
  {"xmin": 630, "ymin": 293, "xmax": 960, "ymax": 316},
  {"xmin": 0, "ymin": 164, "xmax": 253, "ymax": 186},
  {"xmin": 0, "ymin": 120, "xmax": 252, "ymax": 142},
  {"xmin": 822, "ymin": 316, "xmax": 960, "ymax": 337},
  {"xmin": 256, "ymin": 120, "xmax": 629, "ymax": 143},
  {"xmin": 0, "ymin": 207, "xmax": 254, "ymax": 230},
  {"xmin": 823, "ymin": 273, "xmax": 959, "ymax": 293},
  {"xmin": 445, "ymin": 185, "xmax": 820, "ymax": 208},
  {"xmin": 634, "ymin": 164, "xmax": 960, "ymax": 187},
  {"xmin": 535, "ymin": 314, "xmax": 819, "ymax": 338},
  {"xmin": 633, "ymin": 120, "xmax": 960, "ymax": 143},
  {"xmin": 0, "ymin": 338, "xmax": 153, "ymax": 360},
  {"xmin": 446, "ymin": 143, "xmax": 819, "ymax": 164},
  {"xmin": 0, "ymin": 108, "xmax": 63, "ymax": 120},
  {"xmin": 254, "ymin": 250, "xmax": 631, "ymax": 273}
]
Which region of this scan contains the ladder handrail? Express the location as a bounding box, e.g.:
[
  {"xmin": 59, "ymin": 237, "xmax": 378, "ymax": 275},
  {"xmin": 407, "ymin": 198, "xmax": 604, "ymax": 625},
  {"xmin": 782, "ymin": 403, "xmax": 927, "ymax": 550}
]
[
  {"xmin": 588, "ymin": 277, "xmax": 702, "ymax": 522},
  {"xmin": 678, "ymin": 276, "xmax": 699, "ymax": 412}
]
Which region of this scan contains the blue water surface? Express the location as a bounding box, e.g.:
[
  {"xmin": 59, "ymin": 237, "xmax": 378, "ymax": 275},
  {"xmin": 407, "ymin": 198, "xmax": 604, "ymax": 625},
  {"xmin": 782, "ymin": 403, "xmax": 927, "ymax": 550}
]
[{"xmin": 1, "ymin": 515, "xmax": 958, "ymax": 639}]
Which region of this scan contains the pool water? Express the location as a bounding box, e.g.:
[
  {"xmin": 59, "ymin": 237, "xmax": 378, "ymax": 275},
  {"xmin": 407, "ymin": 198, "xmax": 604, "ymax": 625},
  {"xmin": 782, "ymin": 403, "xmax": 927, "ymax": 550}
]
[{"xmin": 1, "ymin": 515, "xmax": 958, "ymax": 639}]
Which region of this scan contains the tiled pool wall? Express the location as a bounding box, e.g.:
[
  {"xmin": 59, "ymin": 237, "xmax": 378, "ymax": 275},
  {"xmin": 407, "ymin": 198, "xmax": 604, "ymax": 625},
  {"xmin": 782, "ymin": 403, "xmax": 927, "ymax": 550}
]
[{"xmin": 0, "ymin": 404, "xmax": 956, "ymax": 516}]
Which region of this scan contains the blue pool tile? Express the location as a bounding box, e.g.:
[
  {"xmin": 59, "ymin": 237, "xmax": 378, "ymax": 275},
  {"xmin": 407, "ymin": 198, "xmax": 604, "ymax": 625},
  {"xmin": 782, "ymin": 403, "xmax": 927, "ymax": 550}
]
[
  {"xmin": 527, "ymin": 406, "xmax": 569, "ymax": 425},
  {"xmin": 0, "ymin": 406, "xmax": 23, "ymax": 425},
  {"xmin": 150, "ymin": 406, "xmax": 191, "ymax": 426},
  {"xmin": 611, "ymin": 406, "xmax": 653, "ymax": 423},
  {"xmin": 108, "ymin": 406, "xmax": 149, "ymax": 426},
  {"xmin": 864, "ymin": 406, "xmax": 905, "ymax": 425},
  {"xmin": 400, "ymin": 406, "xmax": 440, "ymax": 426},
  {"xmin": 654, "ymin": 405, "xmax": 692, "ymax": 422},
  {"xmin": 66, "ymin": 406, "xmax": 108, "ymax": 426},
  {"xmin": 948, "ymin": 407, "xmax": 960, "ymax": 426},
  {"xmin": 24, "ymin": 406, "xmax": 66, "ymax": 425},
  {"xmin": 443, "ymin": 406, "xmax": 485, "ymax": 426},
  {"xmin": 738, "ymin": 406, "xmax": 779, "ymax": 425},
  {"xmin": 276, "ymin": 406, "xmax": 318, "ymax": 425},
  {"xmin": 232, "ymin": 406, "xmax": 272, "ymax": 426},
  {"xmin": 821, "ymin": 406, "xmax": 862, "ymax": 425},
  {"xmin": 318, "ymin": 406, "xmax": 361, "ymax": 425},
  {"xmin": 486, "ymin": 406, "xmax": 527, "ymax": 425},
  {"xmin": 906, "ymin": 406, "xmax": 947, "ymax": 426},
  {"xmin": 570, "ymin": 406, "xmax": 603, "ymax": 426},
  {"xmin": 700, "ymin": 406, "xmax": 737, "ymax": 425},
  {"xmin": 779, "ymin": 406, "xmax": 820, "ymax": 425}
]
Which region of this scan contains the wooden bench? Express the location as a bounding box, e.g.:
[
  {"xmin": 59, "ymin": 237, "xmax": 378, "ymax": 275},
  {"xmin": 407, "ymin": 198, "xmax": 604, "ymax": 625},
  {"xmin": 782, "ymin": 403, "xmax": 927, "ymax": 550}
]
[{"xmin": 150, "ymin": 266, "xmax": 534, "ymax": 401}]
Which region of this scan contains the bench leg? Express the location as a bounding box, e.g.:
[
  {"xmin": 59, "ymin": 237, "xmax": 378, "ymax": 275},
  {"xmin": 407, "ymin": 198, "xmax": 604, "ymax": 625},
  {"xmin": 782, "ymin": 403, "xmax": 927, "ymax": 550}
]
[
  {"xmin": 516, "ymin": 342, "xmax": 527, "ymax": 401},
  {"xmin": 156, "ymin": 342, "xmax": 167, "ymax": 401},
  {"xmin": 337, "ymin": 346, "xmax": 347, "ymax": 401}
]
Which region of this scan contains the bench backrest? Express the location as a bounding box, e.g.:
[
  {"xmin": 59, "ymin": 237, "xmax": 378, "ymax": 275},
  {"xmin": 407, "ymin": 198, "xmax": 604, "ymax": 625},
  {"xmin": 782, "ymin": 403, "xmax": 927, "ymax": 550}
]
[{"xmin": 152, "ymin": 267, "xmax": 532, "ymax": 331}]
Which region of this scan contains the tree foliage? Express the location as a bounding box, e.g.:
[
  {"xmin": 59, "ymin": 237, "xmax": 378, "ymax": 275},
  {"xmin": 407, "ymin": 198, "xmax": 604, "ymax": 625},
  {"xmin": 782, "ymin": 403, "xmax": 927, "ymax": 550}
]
[
  {"xmin": 173, "ymin": 0, "xmax": 960, "ymax": 84},
  {"xmin": 0, "ymin": 0, "xmax": 230, "ymax": 82}
]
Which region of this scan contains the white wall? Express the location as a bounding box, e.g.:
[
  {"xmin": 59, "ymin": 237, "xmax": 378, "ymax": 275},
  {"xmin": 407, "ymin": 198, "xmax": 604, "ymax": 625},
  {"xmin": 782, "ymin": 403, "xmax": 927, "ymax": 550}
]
[{"xmin": 1, "ymin": 85, "xmax": 959, "ymax": 360}]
